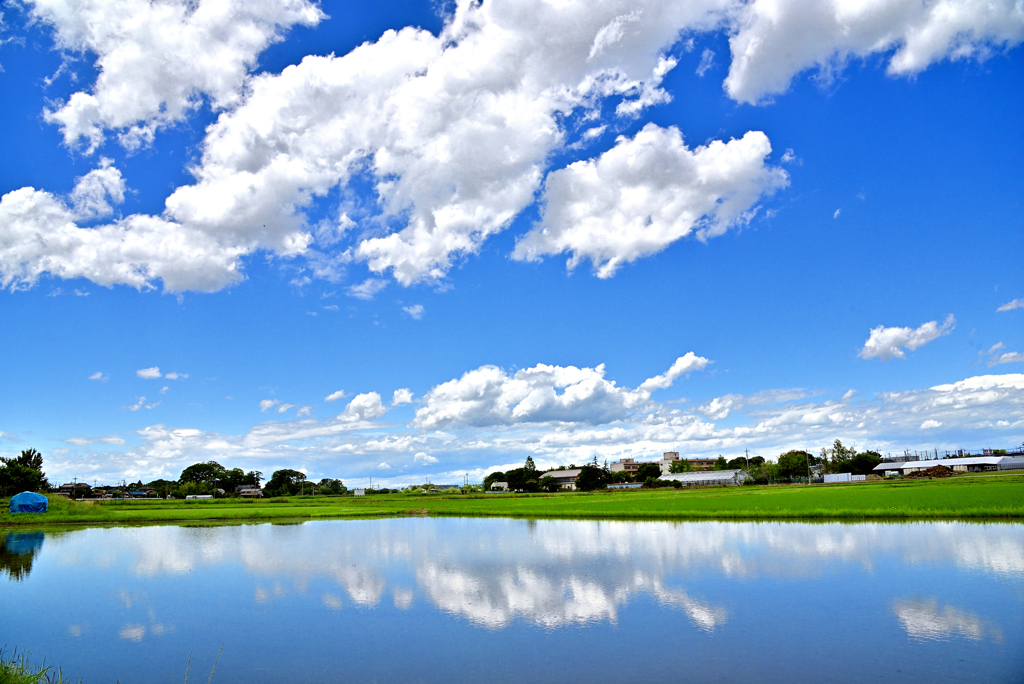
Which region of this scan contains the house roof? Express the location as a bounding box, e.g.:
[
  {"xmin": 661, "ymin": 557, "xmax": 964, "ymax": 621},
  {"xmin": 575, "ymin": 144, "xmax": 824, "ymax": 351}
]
[{"xmin": 541, "ymin": 469, "xmax": 582, "ymax": 478}]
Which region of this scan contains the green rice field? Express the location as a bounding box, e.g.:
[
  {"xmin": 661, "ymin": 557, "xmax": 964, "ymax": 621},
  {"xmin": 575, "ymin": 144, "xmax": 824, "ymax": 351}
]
[{"xmin": 3, "ymin": 474, "xmax": 1023, "ymax": 526}]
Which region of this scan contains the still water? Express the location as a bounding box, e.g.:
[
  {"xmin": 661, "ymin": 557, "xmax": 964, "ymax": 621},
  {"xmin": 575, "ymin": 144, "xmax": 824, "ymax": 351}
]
[{"xmin": 1, "ymin": 519, "xmax": 1022, "ymax": 683}]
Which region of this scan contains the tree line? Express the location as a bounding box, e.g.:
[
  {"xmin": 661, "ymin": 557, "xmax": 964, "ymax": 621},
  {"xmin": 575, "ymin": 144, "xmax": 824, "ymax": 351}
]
[{"xmin": 0, "ymin": 451, "xmax": 348, "ymax": 499}]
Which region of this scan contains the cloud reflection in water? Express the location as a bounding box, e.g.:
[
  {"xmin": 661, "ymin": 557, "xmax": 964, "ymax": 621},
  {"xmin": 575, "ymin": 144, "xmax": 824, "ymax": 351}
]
[{"xmin": 42, "ymin": 520, "xmax": 1024, "ymax": 635}]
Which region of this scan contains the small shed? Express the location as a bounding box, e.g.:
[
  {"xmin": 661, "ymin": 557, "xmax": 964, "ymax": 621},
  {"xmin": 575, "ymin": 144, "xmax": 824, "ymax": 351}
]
[{"xmin": 9, "ymin": 491, "xmax": 49, "ymax": 513}]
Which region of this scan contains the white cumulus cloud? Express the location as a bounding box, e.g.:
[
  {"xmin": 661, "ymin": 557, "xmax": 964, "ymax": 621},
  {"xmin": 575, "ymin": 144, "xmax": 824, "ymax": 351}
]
[
  {"xmin": 89, "ymin": 371, "xmax": 108, "ymax": 382},
  {"xmin": 724, "ymin": 0, "xmax": 1024, "ymax": 105},
  {"xmin": 324, "ymin": 390, "xmax": 347, "ymax": 403},
  {"xmin": 859, "ymin": 315, "xmax": 955, "ymax": 361},
  {"xmin": 70, "ymin": 158, "xmax": 125, "ymax": 220},
  {"xmin": 338, "ymin": 392, "xmax": 388, "ymax": 423},
  {"xmin": 392, "ymin": 388, "xmax": 414, "ymax": 406},
  {"xmin": 414, "ymin": 452, "xmax": 438, "ymax": 465},
  {"xmin": 639, "ymin": 353, "xmax": 711, "ymax": 392},
  {"xmin": 136, "ymin": 366, "xmax": 161, "ymax": 379},
  {"xmin": 259, "ymin": 399, "xmax": 279, "ymax": 412},
  {"xmin": 0, "ymin": 187, "xmax": 245, "ymax": 293},
  {"xmin": 920, "ymin": 419, "xmax": 942, "ymax": 429},
  {"xmin": 164, "ymin": 1, "xmax": 729, "ymax": 287},
  {"xmin": 414, "ymin": 355, "xmax": 706, "ymax": 430},
  {"xmin": 513, "ymin": 124, "xmax": 787, "ymax": 278},
  {"xmin": 30, "ymin": 0, "xmax": 324, "ymax": 153}
]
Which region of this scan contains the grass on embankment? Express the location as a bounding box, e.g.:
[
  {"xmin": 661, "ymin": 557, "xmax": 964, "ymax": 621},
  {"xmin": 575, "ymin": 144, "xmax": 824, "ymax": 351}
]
[
  {"xmin": 2, "ymin": 474, "xmax": 1023, "ymax": 526},
  {"xmin": 0, "ymin": 649, "xmax": 74, "ymax": 684}
]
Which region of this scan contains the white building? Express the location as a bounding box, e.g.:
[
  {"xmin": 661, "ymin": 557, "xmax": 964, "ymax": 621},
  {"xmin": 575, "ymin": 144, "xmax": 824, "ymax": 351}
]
[
  {"xmin": 660, "ymin": 470, "xmax": 749, "ymax": 487},
  {"xmin": 873, "ymin": 456, "xmax": 1024, "ymax": 477},
  {"xmin": 540, "ymin": 469, "xmax": 583, "ymax": 490}
]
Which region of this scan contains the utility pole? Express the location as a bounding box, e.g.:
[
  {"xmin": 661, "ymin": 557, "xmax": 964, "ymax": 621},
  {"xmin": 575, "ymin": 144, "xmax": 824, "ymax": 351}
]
[{"xmin": 805, "ymin": 449, "xmax": 811, "ymax": 485}]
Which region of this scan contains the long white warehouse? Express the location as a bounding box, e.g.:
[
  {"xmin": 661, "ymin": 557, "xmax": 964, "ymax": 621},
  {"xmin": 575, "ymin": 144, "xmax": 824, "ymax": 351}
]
[{"xmin": 873, "ymin": 456, "xmax": 1024, "ymax": 477}]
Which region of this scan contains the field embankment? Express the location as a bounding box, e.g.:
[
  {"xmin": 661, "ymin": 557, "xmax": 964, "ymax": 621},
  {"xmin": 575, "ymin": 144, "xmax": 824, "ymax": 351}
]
[{"xmin": 2, "ymin": 475, "xmax": 1023, "ymax": 527}]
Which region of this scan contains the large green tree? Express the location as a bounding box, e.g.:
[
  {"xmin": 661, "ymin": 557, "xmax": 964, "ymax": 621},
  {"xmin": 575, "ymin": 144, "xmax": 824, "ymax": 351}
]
[
  {"xmin": 0, "ymin": 449, "xmax": 50, "ymax": 495},
  {"xmin": 636, "ymin": 463, "xmax": 662, "ymax": 481},
  {"xmin": 669, "ymin": 459, "xmax": 693, "ymax": 473},
  {"xmin": 265, "ymin": 469, "xmax": 307, "ymax": 496},
  {"xmin": 849, "ymin": 451, "xmax": 882, "ymax": 476},
  {"xmin": 574, "ymin": 465, "xmax": 609, "ymax": 491},
  {"xmin": 318, "ymin": 478, "xmax": 347, "ymax": 495},
  {"xmin": 179, "ymin": 461, "xmax": 228, "ymax": 486},
  {"xmin": 777, "ymin": 451, "xmax": 813, "ymax": 480}
]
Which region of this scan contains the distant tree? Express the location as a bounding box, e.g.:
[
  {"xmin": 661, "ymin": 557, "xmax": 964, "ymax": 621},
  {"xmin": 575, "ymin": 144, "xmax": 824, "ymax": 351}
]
[
  {"xmin": 483, "ymin": 471, "xmax": 506, "ymax": 490},
  {"xmin": 318, "ymin": 478, "xmax": 347, "ymax": 495},
  {"xmin": 714, "ymin": 456, "xmax": 728, "ymax": 470},
  {"xmin": 828, "ymin": 440, "xmax": 856, "ymax": 473},
  {"xmin": 146, "ymin": 479, "xmax": 177, "ymax": 498},
  {"xmin": 849, "ymin": 451, "xmax": 882, "ymax": 476},
  {"xmin": 0, "ymin": 449, "xmax": 50, "ymax": 495},
  {"xmin": 505, "ymin": 467, "xmax": 539, "ymax": 492},
  {"xmin": 524, "ymin": 456, "xmax": 537, "ymax": 473},
  {"xmin": 669, "ymin": 459, "xmax": 693, "ymax": 473},
  {"xmin": 175, "ymin": 481, "xmax": 213, "ymax": 498},
  {"xmin": 610, "ymin": 469, "xmax": 633, "ymax": 483},
  {"xmin": 538, "ymin": 476, "xmax": 560, "ymax": 492},
  {"xmin": 4, "ymin": 449, "xmax": 44, "ymax": 472},
  {"xmin": 636, "ymin": 463, "xmax": 662, "ymax": 481},
  {"xmin": 574, "ymin": 465, "xmax": 609, "ymax": 491},
  {"xmin": 726, "ymin": 457, "xmax": 746, "ymax": 470},
  {"xmin": 749, "ymin": 456, "xmax": 765, "ymax": 467},
  {"xmin": 179, "ymin": 461, "xmax": 228, "ymax": 486},
  {"xmin": 265, "ymin": 469, "xmax": 307, "ymax": 496},
  {"xmin": 777, "ymin": 451, "xmax": 812, "ymax": 480}
]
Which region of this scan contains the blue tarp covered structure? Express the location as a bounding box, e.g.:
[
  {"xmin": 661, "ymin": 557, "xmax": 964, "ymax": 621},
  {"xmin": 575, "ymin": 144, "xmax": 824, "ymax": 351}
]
[{"xmin": 9, "ymin": 491, "xmax": 48, "ymax": 513}]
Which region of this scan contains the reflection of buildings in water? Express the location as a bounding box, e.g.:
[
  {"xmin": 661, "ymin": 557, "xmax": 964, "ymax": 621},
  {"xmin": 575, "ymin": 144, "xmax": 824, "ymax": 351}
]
[
  {"xmin": 892, "ymin": 597, "xmax": 1002, "ymax": 643},
  {"xmin": 0, "ymin": 532, "xmax": 44, "ymax": 581}
]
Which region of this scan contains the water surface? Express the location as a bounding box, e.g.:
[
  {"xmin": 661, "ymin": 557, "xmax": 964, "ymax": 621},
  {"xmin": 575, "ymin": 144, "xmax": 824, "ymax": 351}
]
[{"xmin": 2, "ymin": 519, "xmax": 1021, "ymax": 682}]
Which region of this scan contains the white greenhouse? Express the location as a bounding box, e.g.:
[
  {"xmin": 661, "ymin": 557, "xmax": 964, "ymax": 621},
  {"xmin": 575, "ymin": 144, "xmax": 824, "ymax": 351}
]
[{"xmin": 660, "ymin": 470, "xmax": 749, "ymax": 487}]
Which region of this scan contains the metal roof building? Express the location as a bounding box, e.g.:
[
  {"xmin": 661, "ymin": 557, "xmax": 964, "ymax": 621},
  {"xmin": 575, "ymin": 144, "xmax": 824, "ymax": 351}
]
[
  {"xmin": 660, "ymin": 470, "xmax": 749, "ymax": 487},
  {"xmin": 873, "ymin": 456, "xmax": 1024, "ymax": 476},
  {"xmin": 540, "ymin": 469, "xmax": 583, "ymax": 490}
]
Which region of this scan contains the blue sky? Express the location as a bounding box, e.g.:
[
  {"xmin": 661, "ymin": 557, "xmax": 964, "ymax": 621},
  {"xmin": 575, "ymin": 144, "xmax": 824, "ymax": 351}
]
[{"xmin": 0, "ymin": 0, "xmax": 1021, "ymax": 487}]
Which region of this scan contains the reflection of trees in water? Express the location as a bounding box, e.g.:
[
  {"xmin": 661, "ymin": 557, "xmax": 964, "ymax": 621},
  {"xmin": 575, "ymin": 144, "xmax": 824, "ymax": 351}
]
[{"xmin": 0, "ymin": 532, "xmax": 44, "ymax": 581}]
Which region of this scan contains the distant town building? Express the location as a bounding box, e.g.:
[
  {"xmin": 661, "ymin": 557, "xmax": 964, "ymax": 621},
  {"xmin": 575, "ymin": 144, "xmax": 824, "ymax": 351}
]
[
  {"xmin": 609, "ymin": 453, "xmax": 717, "ymax": 477},
  {"xmin": 353, "ymin": 488, "xmax": 366, "ymax": 496},
  {"xmin": 610, "ymin": 458, "xmax": 641, "ymax": 475},
  {"xmin": 488, "ymin": 481, "xmax": 509, "ymax": 492},
  {"xmin": 540, "ymin": 469, "xmax": 583, "ymax": 490}
]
